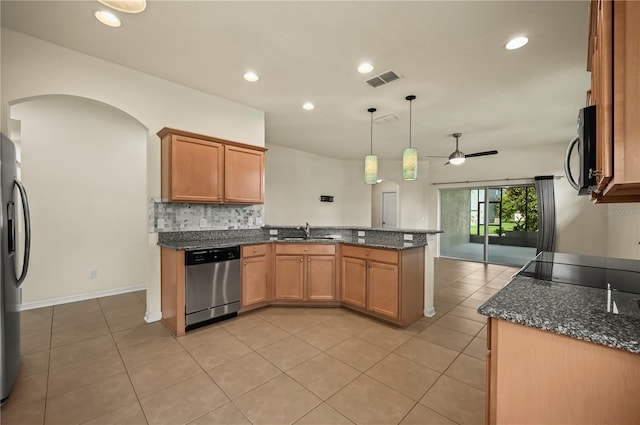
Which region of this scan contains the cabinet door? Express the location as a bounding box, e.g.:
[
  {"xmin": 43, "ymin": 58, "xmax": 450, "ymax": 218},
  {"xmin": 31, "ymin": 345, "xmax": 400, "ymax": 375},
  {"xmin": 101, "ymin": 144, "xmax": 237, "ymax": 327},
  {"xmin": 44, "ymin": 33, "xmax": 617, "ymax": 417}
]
[
  {"xmin": 224, "ymin": 145, "xmax": 264, "ymax": 204},
  {"xmin": 341, "ymin": 257, "xmax": 367, "ymax": 308},
  {"xmin": 275, "ymin": 255, "xmax": 304, "ymax": 300},
  {"xmin": 368, "ymin": 261, "xmax": 399, "ymax": 319},
  {"xmin": 170, "ymin": 135, "xmax": 224, "ymax": 202},
  {"xmin": 307, "ymin": 255, "xmax": 336, "ymax": 301},
  {"xmin": 242, "ymin": 256, "xmax": 268, "ymax": 307}
]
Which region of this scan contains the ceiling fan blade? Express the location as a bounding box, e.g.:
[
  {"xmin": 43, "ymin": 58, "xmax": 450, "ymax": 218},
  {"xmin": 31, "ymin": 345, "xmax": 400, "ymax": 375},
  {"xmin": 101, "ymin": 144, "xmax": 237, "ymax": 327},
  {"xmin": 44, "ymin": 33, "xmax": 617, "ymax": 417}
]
[
  {"xmin": 465, "ymin": 150, "xmax": 498, "ymax": 158},
  {"xmin": 444, "ymin": 161, "xmax": 450, "ymax": 165}
]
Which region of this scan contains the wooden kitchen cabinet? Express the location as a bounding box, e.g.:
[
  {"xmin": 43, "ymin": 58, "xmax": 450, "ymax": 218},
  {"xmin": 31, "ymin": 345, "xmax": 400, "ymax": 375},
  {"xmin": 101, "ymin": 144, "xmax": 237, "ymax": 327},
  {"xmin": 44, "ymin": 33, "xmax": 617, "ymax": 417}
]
[
  {"xmin": 241, "ymin": 244, "xmax": 271, "ymax": 310},
  {"xmin": 160, "ymin": 246, "xmax": 186, "ymax": 336},
  {"xmin": 225, "ymin": 145, "xmax": 264, "ymax": 203},
  {"xmin": 161, "ymin": 133, "xmax": 224, "ymax": 202},
  {"xmin": 485, "ymin": 317, "xmax": 640, "ymax": 424},
  {"xmin": 158, "ymin": 127, "xmax": 267, "ymax": 204},
  {"xmin": 274, "ymin": 244, "xmax": 337, "ymax": 303},
  {"xmin": 588, "ymin": 0, "xmax": 640, "ymax": 202},
  {"xmin": 340, "ymin": 245, "xmax": 423, "ymax": 326},
  {"xmin": 341, "ymin": 257, "xmax": 367, "ymax": 308}
]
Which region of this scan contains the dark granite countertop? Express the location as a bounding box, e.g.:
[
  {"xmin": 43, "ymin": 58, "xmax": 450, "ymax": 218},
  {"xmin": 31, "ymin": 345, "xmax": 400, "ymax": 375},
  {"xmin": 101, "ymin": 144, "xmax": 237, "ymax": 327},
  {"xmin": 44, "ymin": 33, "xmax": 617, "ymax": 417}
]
[
  {"xmin": 478, "ymin": 274, "xmax": 640, "ymax": 353},
  {"xmin": 158, "ymin": 236, "xmax": 427, "ymax": 251}
]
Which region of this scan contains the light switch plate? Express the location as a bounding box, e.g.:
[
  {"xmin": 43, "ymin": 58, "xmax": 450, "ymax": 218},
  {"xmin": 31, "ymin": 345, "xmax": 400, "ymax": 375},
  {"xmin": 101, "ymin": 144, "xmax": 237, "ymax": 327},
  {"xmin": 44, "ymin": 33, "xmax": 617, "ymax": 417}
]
[
  {"xmin": 269, "ymin": 236, "xmax": 278, "ymax": 241},
  {"xmin": 358, "ymin": 238, "xmax": 365, "ymax": 244},
  {"xmin": 157, "ymin": 219, "xmax": 165, "ymax": 230},
  {"xmin": 404, "ymin": 234, "xmax": 413, "ymax": 241},
  {"xmin": 357, "ymin": 231, "xmax": 365, "ymax": 237},
  {"xmin": 269, "ymin": 229, "xmax": 278, "ymax": 235},
  {"xmin": 200, "ymin": 218, "xmax": 207, "ymax": 228}
]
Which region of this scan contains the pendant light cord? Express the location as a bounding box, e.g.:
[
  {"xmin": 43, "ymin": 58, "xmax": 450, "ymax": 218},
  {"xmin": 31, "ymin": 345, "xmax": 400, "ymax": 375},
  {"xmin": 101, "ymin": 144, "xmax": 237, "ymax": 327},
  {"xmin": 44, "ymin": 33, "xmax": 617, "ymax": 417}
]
[
  {"xmin": 405, "ymin": 95, "xmax": 416, "ymax": 149},
  {"xmin": 370, "ymin": 110, "xmax": 373, "ymax": 155},
  {"xmin": 368, "ymin": 107, "xmax": 376, "ymax": 155}
]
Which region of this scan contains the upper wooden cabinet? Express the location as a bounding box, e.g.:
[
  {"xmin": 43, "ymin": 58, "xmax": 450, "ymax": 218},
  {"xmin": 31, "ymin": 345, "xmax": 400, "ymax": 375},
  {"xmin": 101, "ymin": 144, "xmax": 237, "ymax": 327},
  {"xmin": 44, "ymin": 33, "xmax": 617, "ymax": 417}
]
[
  {"xmin": 225, "ymin": 145, "xmax": 264, "ymax": 204},
  {"xmin": 588, "ymin": 0, "xmax": 640, "ymax": 202},
  {"xmin": 158, "ymin": 127, "xmax": 267, "ymax": 204}
]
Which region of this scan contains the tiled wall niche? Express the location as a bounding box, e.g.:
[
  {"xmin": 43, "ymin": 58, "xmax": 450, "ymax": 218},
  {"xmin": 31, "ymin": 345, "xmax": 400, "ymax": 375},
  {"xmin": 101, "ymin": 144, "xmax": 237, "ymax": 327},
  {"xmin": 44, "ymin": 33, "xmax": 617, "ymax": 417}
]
[{"xmin": 148, "ymin": 199, "xmax": 264, "ymax": 232}]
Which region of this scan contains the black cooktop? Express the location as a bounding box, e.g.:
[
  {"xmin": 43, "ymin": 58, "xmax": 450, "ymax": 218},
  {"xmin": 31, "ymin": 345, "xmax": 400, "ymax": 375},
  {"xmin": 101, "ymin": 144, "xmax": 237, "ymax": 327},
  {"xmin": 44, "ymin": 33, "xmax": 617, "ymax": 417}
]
[{"xmin": 518, "ymin": 252, "xmax": 640, "ymax": 295}]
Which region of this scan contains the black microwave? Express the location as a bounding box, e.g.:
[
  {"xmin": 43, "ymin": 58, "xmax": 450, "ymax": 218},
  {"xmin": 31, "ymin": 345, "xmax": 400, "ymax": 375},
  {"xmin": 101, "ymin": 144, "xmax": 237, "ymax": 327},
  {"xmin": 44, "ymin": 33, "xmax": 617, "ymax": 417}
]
[{"xmin": 564, "ymin": 105, "xmax": 597, "ymax": 195}]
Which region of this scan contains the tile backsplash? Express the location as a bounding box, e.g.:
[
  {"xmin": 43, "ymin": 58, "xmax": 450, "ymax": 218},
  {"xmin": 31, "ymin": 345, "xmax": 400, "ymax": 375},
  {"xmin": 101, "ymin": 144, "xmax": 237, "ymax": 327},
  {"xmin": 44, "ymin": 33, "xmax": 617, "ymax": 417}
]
[{"xmin": 149, "ymin": 199, "xmax": 264, "ymax": 232}]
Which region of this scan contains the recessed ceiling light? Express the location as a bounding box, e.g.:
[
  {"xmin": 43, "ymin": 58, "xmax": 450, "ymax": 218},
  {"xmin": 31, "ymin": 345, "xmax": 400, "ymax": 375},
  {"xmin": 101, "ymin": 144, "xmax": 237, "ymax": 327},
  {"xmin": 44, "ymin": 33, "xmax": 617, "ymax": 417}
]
[
  {"xmin": 95, "ymin": 10, "xmax": 121, "ymax": 27},
  {"xmin": 302, "ymin": 102, "xmax": 315, "ymax": 110},
  {"xmin": 505, "ymin": 36, "xmax": 529, "ymax": 50},
  {"xmin": 243, "ymin": 72, "xmax": 259, "ymax": 82},
  {"xmin": 358, "ymin": 62, "xmax": 374, "ymax": 74},
  {"xmin": 98, "ymin": 0, "xmax": 146, "ymax": 13}
]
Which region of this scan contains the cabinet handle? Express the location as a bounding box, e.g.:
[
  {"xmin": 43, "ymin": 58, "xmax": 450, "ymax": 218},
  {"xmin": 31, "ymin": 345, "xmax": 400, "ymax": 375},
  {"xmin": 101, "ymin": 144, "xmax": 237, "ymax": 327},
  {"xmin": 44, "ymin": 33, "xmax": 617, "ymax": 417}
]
[
  {"xmin": 300, "ymin": 258, "xmax": 303, "ymax": 262},
  {"xmin": 253, "ymin": 249, "xmax": 257, "ymax": 253},
  {"xmin": 308, "ymin": 258, "xmax": 311, "ymax": 262},
  {"xmin": 304, "ymin": 248, "xmax": 308, "ymax": 252},
  {"xmin": 365, "ymin": 252, "xmax": 369, "ymax": 256}
]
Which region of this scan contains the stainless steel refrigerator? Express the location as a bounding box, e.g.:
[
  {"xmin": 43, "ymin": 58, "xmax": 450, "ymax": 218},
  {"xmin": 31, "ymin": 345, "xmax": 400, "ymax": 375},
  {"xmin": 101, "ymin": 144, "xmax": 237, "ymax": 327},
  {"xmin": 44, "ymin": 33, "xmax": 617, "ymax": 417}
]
[{"xmin": 0, "ymin": 133, "xmax": 31, "ymax": 405}]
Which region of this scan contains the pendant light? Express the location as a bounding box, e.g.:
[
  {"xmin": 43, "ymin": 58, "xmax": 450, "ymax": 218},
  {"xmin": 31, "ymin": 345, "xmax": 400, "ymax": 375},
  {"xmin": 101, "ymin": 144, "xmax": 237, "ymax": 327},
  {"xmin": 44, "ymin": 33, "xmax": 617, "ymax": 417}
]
[
  {"xmin": 364, "ymin": 107, "xmax": 378, "ymax": 184},
  {"xmin": 403, "ymin": 95, "xmax": 418, "ymax": 181}
]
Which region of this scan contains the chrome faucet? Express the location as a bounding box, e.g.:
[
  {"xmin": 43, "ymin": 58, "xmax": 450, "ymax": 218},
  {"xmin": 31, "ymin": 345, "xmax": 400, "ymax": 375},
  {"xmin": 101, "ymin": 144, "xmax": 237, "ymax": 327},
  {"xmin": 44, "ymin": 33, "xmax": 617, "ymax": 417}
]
[{"xmin": 304, "ymin": 222, "xmax": 311, "ymax": 239}]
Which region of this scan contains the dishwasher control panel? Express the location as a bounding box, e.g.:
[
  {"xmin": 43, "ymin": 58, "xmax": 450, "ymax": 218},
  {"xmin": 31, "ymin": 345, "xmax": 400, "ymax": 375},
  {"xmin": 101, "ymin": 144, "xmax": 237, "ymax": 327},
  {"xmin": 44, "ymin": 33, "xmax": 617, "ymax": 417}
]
[{"xmin": 185, "ymin": 246, "xmax": 241, "ymax": 265}]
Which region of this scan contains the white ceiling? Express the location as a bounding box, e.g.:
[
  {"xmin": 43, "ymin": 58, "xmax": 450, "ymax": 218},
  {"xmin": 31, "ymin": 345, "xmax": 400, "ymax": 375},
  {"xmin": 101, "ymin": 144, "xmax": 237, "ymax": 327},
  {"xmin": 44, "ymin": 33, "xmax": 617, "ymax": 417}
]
[{"xmin": 1, "ymin": 1, "xmax": 591, "ymax": 161}]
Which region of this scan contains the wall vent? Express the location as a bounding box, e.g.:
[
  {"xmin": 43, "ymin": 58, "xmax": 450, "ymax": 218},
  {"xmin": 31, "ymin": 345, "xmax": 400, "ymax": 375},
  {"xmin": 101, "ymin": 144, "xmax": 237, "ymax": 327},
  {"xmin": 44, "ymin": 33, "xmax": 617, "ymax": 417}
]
[
  {"xmin": 364, "ymin": 70, "xmax": 402, "ymax": 88},
  {"xmin": 374, "ymin": 114, "xmax": 399, "ymax": 124}
]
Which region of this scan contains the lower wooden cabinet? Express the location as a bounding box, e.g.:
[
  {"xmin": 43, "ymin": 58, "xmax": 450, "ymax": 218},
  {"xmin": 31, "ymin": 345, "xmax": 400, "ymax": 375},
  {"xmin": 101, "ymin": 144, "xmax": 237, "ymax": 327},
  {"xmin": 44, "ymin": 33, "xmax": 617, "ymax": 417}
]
[
  {"xmin": 486, "ymin": 317, "xmax": 640, "ymax": 424},
  {"xmin": 241, "ymin": 244, "xmax": 271, "ymax": 310},
  {"xmin": 274, "ymin": 244, "xmax": 337, "ymax": 303},
  {"xmin": 341, "ymin": 244, "xmax": 423, "ymax": 326}
]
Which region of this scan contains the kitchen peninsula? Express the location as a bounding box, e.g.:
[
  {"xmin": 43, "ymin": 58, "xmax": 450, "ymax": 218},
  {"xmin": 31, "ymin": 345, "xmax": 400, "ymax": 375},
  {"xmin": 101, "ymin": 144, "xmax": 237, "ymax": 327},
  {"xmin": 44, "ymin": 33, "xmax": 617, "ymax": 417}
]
[
  {"xmin": 478, "ymin": 252, "xmax": 640, "ymax": 425},
  {"xmin": 159, "ymin": 226, "xmax": 441, "ymax": 336}
]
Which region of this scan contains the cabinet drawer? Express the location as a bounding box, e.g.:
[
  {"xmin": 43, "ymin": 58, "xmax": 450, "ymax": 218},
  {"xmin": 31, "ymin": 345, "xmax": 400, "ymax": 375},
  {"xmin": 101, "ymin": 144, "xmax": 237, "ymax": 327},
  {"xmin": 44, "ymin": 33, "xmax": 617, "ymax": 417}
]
[
  {"xmin": 275, "ymin": 243, "xmax": 336, "ymax": 255},
  {"xmin": 341, "ymin": 245, "xmax": 398, "ymax": 264},
  {"xmin": 242, "ymin": 244, "xmax": 268, "ymax": 258}
]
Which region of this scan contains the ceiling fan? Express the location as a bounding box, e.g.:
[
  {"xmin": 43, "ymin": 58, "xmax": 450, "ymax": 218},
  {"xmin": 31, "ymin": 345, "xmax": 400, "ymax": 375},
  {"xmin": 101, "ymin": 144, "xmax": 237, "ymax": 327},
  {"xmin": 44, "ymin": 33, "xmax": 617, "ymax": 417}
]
[{"xmin": 428, "ymin": 132, "xmax": 498, "ymax": 165}]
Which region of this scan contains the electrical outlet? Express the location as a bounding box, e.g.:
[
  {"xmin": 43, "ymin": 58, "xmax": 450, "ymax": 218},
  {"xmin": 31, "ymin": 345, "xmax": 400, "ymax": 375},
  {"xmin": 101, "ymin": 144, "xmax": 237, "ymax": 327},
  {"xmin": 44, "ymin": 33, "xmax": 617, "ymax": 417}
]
[
  {"xmin": 404, "ymin": 234, "xmax": 413, "ymax": 241},
  {"xmin": 88, "ymin": 268, "xmax": 97, "ymax": 279},
  {"xmin": 358, "ymin": 231, "xmax": 365, "ymax": 237},
  {"xmin": 157, "ymin": 219, "xmax": 165, "ymax": 230},
  {"xmin": 269, "ymin": 229, "xmax": 278, "ymax": 235},
  {"xmin": 358, "ymin": 238, "xmax": 366, "ymax": 244},
  {"xmin": 200, "ymin": 218, "xmax": 207, "ymax": 228},
  {"xmin": 248, "ymin": 217, "xmax": 254, "ymax": 225}
]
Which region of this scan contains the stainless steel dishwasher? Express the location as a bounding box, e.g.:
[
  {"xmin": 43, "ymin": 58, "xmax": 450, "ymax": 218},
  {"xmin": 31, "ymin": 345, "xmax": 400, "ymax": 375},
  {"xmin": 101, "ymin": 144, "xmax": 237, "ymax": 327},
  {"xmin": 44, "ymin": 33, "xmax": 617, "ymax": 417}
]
[{"xmin": 185, "ymin": 246, "xmax": 241, "ymax": 330}]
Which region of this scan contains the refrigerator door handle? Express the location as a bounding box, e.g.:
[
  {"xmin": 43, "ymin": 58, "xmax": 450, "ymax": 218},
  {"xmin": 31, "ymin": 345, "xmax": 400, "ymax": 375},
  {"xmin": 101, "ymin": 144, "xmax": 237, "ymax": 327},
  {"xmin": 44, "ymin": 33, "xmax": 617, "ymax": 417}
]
[{"xmin": 13, "ymin": 178, "xmax": 31, "ymax": 286}]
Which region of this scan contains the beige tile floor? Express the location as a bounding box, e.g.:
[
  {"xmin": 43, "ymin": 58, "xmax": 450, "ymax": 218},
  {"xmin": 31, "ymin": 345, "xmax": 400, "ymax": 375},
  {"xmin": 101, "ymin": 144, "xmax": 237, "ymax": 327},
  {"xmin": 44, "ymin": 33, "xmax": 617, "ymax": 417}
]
[{"xmin": 1, "ymin": 258, "xmax": 518, "ymax": 425}]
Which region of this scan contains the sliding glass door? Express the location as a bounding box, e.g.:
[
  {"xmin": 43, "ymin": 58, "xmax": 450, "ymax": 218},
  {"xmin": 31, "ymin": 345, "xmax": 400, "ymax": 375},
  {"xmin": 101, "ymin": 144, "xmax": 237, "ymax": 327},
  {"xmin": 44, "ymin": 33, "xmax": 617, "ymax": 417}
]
[{"xmin": 440, "ymin": 185, "xmax": 538, "ymax": 266}]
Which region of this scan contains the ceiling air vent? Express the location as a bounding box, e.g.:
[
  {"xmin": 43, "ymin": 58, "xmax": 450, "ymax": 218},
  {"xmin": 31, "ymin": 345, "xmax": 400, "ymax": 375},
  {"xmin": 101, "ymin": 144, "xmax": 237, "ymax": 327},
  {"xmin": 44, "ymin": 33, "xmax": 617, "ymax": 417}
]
[
  {"xmin": 364, "ymin": 70, "xmax": 402, "ymax": 88},
  {"xmin": 374, "ymin": 114, "xmax": 399, "ymax": 124}
]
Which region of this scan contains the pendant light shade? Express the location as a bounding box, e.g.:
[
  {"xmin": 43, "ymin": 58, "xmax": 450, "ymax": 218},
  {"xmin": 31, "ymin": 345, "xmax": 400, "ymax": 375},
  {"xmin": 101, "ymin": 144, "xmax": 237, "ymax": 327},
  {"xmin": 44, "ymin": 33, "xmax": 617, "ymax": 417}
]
[
  {"xmin": 403, "ymin": 95, "xmax": 418, "ymax": 181},
  {"xmin": 402, "ymin": 147, "xmax": 418, "ymax": 180},
  {"xmin": 365, "ymin": 108, "xmax": 378, "ymax": 184}
]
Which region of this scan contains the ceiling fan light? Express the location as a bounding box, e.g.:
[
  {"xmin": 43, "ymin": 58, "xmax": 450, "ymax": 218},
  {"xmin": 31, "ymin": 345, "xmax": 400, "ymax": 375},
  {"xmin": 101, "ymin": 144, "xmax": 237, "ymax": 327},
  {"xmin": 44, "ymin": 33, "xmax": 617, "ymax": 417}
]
[
  {"xmin": 98, "ymin": 0, "xmax": 146, "ymax": 13},
  {"xmin": 449, "ymin": 151, "xmax": 466, "ymax": 165},
  {"xmin": 402, "ymin": 147, "xmax": 418, "ymax": 180},
  {"xmin": 365, "ymin": 154, "xmax": 378, "ymax": 184}
]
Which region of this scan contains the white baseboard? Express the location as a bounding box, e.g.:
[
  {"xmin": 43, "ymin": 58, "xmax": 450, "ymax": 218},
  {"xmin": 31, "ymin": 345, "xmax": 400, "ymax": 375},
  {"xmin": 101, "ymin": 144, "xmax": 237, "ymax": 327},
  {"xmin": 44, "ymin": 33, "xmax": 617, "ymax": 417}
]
[
  {"xmin": 423, "ymin": 307, "xmax": 436, "ymax": 317},
  {"xmin": 144, "ymin": 311, "xmax": 162, "ymax": 323},
  {"xmin": 20, "ymin": 285, "xmax": 146, "ymax": 311}
]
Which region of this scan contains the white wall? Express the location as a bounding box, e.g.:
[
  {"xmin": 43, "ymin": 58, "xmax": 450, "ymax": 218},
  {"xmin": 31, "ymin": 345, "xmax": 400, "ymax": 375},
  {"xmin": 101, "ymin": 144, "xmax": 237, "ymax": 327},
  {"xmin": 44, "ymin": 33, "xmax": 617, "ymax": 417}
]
[
  {"xmin": 605, "ymin": 203, "xmax": 640, "ymax": 260},
  {"xmin": 12, "ymin": 96, "xmax": 147, "ymax": 304},
  {"xmin": 426, "ymin": 142, "xmax": 610, "ymax": 258},
  {"xmin": 2, "ymin": 29, "xmax": 264, "ymax": 318},
  {"xmin": 265, "ymin": 144, "xmax": 370, "ymax": 226},
  {"xmin": 377, "ymin": 160, "xmax": 430, "ymax": 229}
]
